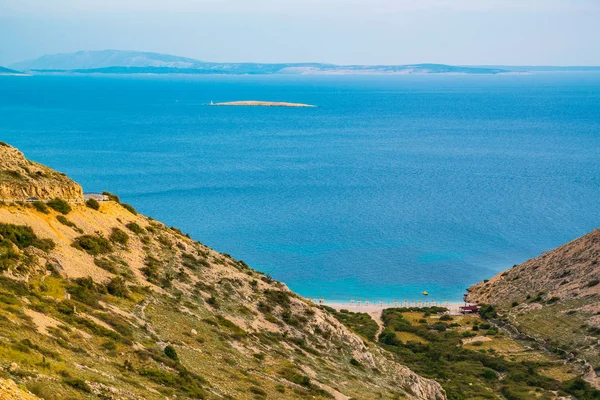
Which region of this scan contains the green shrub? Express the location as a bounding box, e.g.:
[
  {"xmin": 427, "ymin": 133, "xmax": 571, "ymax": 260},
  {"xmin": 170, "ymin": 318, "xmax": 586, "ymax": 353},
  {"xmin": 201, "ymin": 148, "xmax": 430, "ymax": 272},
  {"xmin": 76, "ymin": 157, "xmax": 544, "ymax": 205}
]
[
  {"xmin": 322, "ymin": 305, "xmax": 379, "ymax": 341},
  {"xmin": 0, "ymin": 239, "xmax": 20, "ymax": 271},
  {"xmin": 586, "ymin": 279, "xmax": 599, "ymax": 288},
  {"xmin": 47, "ymin": 198, "xmax": 71, "ymax": 214},
  {"xmin": 56, "ymin": 300, "xmax": 76, "ymax": 315},
  {"xmin": 63, "ymin": 378, "xmax": 91, "ymax": 393},
  {"xmin": 109, "ymin": 228, "xmax": 129, "ymax": 246},
  {"xmin": 94, "ymin": 258, "xmax": 117, "ymax": 273},
  {"xmin": 85, "ymin": 198, "xmax": 100, "ymax": 210},
  {"xmin": 125, "ymin": 222, "xmax": 144, "ymax": 234},
  {"xmin": 141, "ymin": 256, "xmax": 161, "ymax": 282},
  {"xmin": 106, "ymin": 277, "xmax": 128, "ymax": 297},
  {"xmin": 164, "ymin": 345, "xmax": 178, "ymax": 361},
  {"xmin": 0, "ymin": 223, "xmax": 55, "ymax": 252},
  {"xmin": 482, "ymin": 368, "xmax": 498, "ymax": 381},
  {"xmin": 67, "ymin": 277, "xmax": 100, "ymax": 307},
  {"xmin": 72, "ymin": 234, "xmax": 112, "ymax": 255},
  {"xmin": 102, "ymin": 191, "xmax": 120, "ymax": 202},
  {"xmin": 207, "ymin": 296, "xmax": 218, "ymax": 307},
  {"xmin": 121, "ymin": 203, "xmax": 137, "ymax": 215},
  {"xmin": 32, "ymin": 201, "xmax": 49, "ymax": 214},
  {"xmin": 479, "ymin": 304, "xmax": 497, "ymax": 319},
  {"xmin": 278, "ymin": 366, "xmax": 311, "ymax": 388},
  {"xmin": 249, "ymin": 386, "xmax": 267, "ymax": 397}
]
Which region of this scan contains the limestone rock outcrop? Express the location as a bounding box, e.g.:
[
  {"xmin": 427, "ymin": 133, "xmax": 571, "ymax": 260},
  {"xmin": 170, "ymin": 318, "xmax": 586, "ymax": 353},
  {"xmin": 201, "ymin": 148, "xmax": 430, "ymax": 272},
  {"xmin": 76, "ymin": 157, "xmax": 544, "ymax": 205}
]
[{"xmin": 0, "ymin": 142, "xmax": 83, "ymax": 201}]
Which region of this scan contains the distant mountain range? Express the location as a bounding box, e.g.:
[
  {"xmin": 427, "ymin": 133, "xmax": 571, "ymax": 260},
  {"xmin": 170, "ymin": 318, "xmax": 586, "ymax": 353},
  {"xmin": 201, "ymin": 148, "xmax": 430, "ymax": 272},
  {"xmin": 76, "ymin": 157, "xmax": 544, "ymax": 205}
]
[{"xmin": 7, "ymin": 50, "xmax": 600, "ymax": 75}]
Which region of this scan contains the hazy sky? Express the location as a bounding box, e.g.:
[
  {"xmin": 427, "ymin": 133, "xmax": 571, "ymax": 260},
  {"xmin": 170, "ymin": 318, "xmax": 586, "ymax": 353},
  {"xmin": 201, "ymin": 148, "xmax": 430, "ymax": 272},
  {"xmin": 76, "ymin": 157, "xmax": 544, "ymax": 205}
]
[{"xmin": 1, "ymin": 0, "xmax": 599, "ymax": 66}]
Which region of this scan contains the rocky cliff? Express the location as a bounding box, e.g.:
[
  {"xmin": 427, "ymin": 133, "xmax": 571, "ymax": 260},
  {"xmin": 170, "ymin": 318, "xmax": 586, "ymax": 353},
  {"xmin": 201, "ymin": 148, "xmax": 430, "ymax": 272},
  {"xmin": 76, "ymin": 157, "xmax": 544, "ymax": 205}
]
[
  {"xmin": 0, "ymin": 145, "xmax": 445, "ymax": 399},
  {"xmin": 0, "ymin": 143, "xmax": 84, "ymax": 201}
]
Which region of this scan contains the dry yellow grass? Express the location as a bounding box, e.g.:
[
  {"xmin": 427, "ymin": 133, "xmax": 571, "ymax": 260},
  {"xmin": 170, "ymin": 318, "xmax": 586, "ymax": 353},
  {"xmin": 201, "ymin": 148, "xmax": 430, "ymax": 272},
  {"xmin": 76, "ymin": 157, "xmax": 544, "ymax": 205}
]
[{"xmin": 396, "ymin": 332, "xmax": 428, "ymax": 344}]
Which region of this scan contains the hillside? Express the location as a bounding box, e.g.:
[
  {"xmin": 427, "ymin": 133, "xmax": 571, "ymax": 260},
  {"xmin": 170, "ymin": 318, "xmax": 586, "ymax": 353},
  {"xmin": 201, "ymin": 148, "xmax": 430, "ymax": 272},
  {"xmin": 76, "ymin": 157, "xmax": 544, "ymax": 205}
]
[
  {"xmin": 10, "ymin": 50, "xmax": 507, "ymax": 75},
  {"xmin": 467, "ymin": 230, "xmax": 600, "ymax": 387},
  {"xmin": 0, "ymin": 143, "xmax": 444, "ymax": 399}
]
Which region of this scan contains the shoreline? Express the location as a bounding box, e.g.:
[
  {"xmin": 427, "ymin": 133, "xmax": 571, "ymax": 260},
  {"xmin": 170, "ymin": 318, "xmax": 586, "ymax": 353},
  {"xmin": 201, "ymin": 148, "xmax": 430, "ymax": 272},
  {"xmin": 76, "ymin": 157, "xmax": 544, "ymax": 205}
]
[{"xmin": 210, "ymin": 100, "xmax": 316, "ymax": 107}]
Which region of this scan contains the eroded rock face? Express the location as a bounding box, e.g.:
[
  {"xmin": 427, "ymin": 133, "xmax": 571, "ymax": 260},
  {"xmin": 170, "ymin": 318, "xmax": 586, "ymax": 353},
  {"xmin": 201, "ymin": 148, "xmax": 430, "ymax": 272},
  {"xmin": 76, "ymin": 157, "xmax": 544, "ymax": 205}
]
[
  {"xmin": 0, "ymin": 378, "xmax": 40, "ymax": 400},
  {"xmin": 0, "ymin": 143, "xmax": 83, "ymax": 201}
]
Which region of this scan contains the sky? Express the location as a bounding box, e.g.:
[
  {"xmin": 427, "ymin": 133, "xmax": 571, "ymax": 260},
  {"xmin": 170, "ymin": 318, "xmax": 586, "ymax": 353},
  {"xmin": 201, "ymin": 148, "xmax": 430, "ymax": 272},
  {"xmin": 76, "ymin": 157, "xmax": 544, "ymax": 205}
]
[{"xmin": 1, "ymin": 0, "xmax": 599, "ymax": 66}]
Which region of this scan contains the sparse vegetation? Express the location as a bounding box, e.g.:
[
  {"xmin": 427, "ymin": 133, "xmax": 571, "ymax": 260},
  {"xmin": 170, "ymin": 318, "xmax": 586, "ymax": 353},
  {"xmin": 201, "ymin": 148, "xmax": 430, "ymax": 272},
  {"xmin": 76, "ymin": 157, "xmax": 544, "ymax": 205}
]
[
  {"xmin": 47, "ymin": 198, "xmax": 71, "ymax": 214},
  {"xmin": 375, "ymin": 307, "xmax": 600, "ymax": 399},
  {"xmin": 125, "ymin": 222, "xmax": 144, "ymax": 234},
  {"xmin": 32, "ymin": 201, "xmax": 49, "ymax": 213},
  {"xmin": 164, "ymin": 344, "xmax": 178, "ymax": 361},
  {"xmin": 72, "ymin": 234, "xmax": 112, "ymax": 255},
  {"xmin": 322, "ymin": 306, "xmax": 378, "ymax": 341},
  {"xmin": 0, "ymin": 223, "xmax": 55, "ymax": 253},
  {"xmin": 85, "ymin": 198, "xmax": 100, "ymax": 210},
  {"xmin": 109, "ymin": 227, "xmax": 129, "ymax": 245},
  {"xmin": 106, "ymin": 276, "xmax": 129, "ymax": 297},
  {"xmin": 122, "ymin": 203, "xmax": 137, "ymax": 215}
]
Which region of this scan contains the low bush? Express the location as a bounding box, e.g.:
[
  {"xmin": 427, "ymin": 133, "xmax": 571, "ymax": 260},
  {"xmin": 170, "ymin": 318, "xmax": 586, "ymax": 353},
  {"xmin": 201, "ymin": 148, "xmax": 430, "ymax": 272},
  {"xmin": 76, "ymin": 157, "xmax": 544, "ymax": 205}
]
[
  {"xmin": 109, "ymin": 228, "xmax": 129, "ymax": 246},
  {"xmin": 249, "ymin": 386, "xmax": 267, "ymax": 397},
  {"xmin": 67, "ymin": 277, "xmax": 101, "ymax": 307},
  {"xmin": 32, "ymin": 201, "xmax": 49, "ymax": 213},
  {"xmin": 278, "ymin": 366, "xmax": 311, "ymax": 388},
  {"xmin": 0, "ymin": 223, "xmax": 55, "ymax": 253},
  {"xmin": 141, "ymin": 256, "xmax": 161, "ymax": 282},
  {"xmin": 85, "ymin": 198, "xmax": 100, "ymax": 210},
  {"xmin": 72, "ymin": 234, "xmax": 112, "ymax": 255},
  {"xmin": 0, "ymin": 239, "xmax": 21, "ymax": 271},
  {"xmin": 125, "ymin": 222, "xmax": 144, "ymax": 234},
  {"xmin": 47, "ymin": 198, "xmax": 71, "ymax": 214},
  {"xmin": 106, "ymin": 277, "xmax": 129, "ymax": 297},
  {"xmin": 322, "ymin": 305, "xmax": 379, "ymax": 341},
  {"xmin": 56, "ymin": 215, "xmax": 75, "ymax": 228},
  {"xmin": 62, "ymin": 378, "xmax": 91, "ymax": 393},
  {"xmin": 102, "ymin": 191, "xmax": 120, "ymax": 202},
  {"xmin": 164, "ymin": 345, "xmax": 178, "ymax": 361},
  {"xmin": 586, "ymin": 279, "xmax": 599, "ymax": 288},
  {"xmin": 94, "ymin": 257, "xmax": 117, "ymax": 273}
]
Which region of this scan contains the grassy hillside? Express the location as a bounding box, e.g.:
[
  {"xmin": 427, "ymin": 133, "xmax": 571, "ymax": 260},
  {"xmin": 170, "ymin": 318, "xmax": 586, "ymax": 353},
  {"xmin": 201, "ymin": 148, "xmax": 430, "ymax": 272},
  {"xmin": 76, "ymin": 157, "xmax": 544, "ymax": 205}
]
[
  {"xmin": 0, "ymin": 144, "xmax": 444, "ymax": 399},
  {"xmin": 325, "ymin": 306, "xmax": 600, "ymax": 399},
  {"xmin": 467, "ymin": 230, "xmax": 600, "ymax": 390}
]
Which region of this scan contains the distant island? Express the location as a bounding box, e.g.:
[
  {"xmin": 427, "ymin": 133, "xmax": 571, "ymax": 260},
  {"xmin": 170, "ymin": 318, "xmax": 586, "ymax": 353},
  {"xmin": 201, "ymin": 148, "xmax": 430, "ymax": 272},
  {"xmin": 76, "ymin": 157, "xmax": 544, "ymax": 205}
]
[
  {"xmin": 7, "ymin": 50, "xmax": 600, "ymax": 76},
  {"xmin": 9, "ymin": 50, "xmax": 509, "ymax": 75},
  {"xmin": 0, "ymin": 66, "xmax": 26, "ymax": 76},
  {"xmin": 211, "ymin": 101, "xmax": 316, "ymax": 107}
]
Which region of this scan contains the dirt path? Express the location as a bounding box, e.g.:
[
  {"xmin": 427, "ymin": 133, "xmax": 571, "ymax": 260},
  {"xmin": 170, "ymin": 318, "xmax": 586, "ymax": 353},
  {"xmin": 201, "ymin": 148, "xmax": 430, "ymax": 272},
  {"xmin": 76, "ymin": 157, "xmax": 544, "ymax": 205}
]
[{"xmin": 367, "ymin": 310, "xmax": 385, "ymax": 338}]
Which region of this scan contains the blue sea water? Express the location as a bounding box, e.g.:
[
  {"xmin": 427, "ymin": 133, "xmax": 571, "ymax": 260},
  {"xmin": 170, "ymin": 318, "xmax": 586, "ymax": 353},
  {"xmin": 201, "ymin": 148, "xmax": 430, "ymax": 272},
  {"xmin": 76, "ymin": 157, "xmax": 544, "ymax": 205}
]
[{"xmin": 1, "ymin": 73, "xmax": 599, "ymax": 303}]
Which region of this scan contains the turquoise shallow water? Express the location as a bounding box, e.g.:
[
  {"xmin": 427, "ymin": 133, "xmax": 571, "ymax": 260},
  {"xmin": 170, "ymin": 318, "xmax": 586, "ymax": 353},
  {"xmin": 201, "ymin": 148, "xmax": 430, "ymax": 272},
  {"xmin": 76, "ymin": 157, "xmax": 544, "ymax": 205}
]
[{"xmin": 1, "ymin": 73, "xmax": 599, "ymax": 302}]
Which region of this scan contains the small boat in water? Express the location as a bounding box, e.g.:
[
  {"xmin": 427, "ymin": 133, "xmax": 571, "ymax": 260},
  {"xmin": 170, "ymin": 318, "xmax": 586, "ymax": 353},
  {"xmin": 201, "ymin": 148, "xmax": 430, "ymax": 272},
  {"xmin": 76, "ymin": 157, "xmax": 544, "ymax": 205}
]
[{"xmin": 422, "ymin": 291, "xmax": 429, "ymax": 296}]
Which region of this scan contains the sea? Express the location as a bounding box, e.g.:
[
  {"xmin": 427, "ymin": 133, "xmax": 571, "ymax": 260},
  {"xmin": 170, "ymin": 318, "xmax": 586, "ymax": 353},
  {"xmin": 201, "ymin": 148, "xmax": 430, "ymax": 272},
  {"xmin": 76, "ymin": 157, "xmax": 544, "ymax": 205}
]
[{"xmin": 1, "ymin": 73, "xmax": 599, "ymax": 303}]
